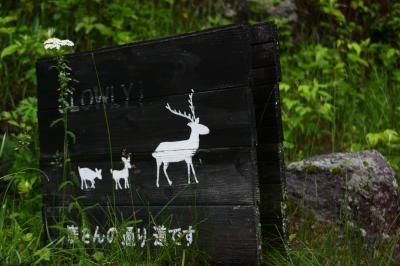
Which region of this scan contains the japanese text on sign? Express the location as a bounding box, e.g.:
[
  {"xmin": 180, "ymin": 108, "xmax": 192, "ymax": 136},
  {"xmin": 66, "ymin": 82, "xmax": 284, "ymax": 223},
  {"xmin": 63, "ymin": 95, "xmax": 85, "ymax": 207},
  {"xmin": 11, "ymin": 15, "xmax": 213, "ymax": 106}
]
[{"xmin": 66, "ymin": 224, "xmax": 195, "ymax": 247}]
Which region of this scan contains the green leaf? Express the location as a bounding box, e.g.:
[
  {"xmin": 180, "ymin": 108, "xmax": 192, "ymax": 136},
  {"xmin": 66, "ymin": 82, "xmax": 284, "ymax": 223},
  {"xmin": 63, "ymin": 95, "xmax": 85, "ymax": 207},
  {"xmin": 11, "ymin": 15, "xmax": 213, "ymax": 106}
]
[
  {"xmin": 347, "ymin": 53, "xmax": 368, "ymax": 67},
  {"xmin": 34, "ymin": 247, "xmax": 51, "ymax": 262},
  {"xmin": 18, "ymin": 180, "xmax": 32, "ymax": 194},
  {"xmin": 283, "ymin": 140, "xmax": 295, "ymax": 149},
  {"xmin": 298, "ymin": 84, "xmax": 313, "ymax": 101},
  {"xmin": 393, "ymin": 70, "xmax": 400, "ymax": 81},
  {"xmin": 0, "ymin": 27, "xmax": 16, "ymax": 34},
  {"xmin": 280, "ymin": 82, "xmax": 290, "ymax": 92},
  {"xmin": 66, "ymin": 131, "xmax": 76, "ymax": 143},
  {"xmin": 383, "ymin": 129, "xmax": 400, "ymax": 143},
  {"xmin": 282, "ymin": 98, "xmax": 298, "ymax": 111},
  {"xmin": 22, "ymin": 232, "xmax": 33, "ymax": 242},
  {"xmin": 94, "ymin": 23, "xmax": 113, "ymax": 36},
  {"xmin": 318, "ymin": 103, "xmax": 334, "ymax": 121},
  {"xmin": 347, "ymin": 42, "xmax": 361, "ymax": 56},
  {"xmin": 0, "ymin": 133, "xmax": 6, "ymax": 157},
  {"xmin": 93, "ymin": 251, "xmax": 104, "ymax": 262},
  {"xmin": 1, "ymin": 44, "xmax": 19, "ymax": 58},
  {"xmin": 0, "ymin": 16, "xmax": 17, "ymax": 26},
  {"xmin": 366, "ymin": 133, "xmax": 380, "ymax": 147},
  {"xmin": 58, "ymin": 180, "xmax": 73, "ymax": 191},
  {"xmin": 50, "ymin": 118, "xmax": 64, "ymax": 127},
  {"xmin": 289, "ymin": 233, "xmax": 296, "ymax": 243},
  {"xmin": 350, "ymin": 143, "xmax": 364, "ymax": 152},
  {"xmin": 7, "ymin": 120, "xmax": 20, "ymax": 127}
]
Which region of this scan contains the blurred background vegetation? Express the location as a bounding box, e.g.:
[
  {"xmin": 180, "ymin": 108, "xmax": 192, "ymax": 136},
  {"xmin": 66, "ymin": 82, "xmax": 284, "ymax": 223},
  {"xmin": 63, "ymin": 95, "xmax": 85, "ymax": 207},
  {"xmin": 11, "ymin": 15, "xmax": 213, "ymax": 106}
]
[{"xmin": 0, "ymin": 0, "xmax": 399, "ymax": 264}]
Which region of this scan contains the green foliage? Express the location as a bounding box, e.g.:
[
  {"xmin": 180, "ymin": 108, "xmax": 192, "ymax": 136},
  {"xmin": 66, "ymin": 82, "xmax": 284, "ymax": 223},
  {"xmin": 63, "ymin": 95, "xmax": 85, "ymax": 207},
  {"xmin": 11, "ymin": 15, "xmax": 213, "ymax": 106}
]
[
  {"xmin": 0, "ymin": 200, "xmax": 208, "ymax": 265},
  {"xmin": 276, "ymin": 0, "xmax": 400, "ymax": 172},
  {"xmin": 0, "ymin": 0, "xmax": 235, "ymax": 111},
  {"xmin": 1, "ymin": 0, "xmax": 400, "ymax": 264},
  {"xmin": 265, "ymin": 203, "xmax": 400, "ymax": 265},
  {"xmin": 0, "ymin": 199, "xmax": 44, "ymax": 265},
  {"xmin": 1, "ymin": 97, "xmax": 39, "ymax": 196}
]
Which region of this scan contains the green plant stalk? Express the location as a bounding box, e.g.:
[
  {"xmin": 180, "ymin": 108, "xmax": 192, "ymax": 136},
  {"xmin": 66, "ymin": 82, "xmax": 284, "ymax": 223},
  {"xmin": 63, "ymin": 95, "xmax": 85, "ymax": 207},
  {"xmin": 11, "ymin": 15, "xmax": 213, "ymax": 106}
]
[
  {"xmin": 57, "ymin": 55, "xmax": 71, "ymax": 208},
  {"xmin": 89, "ymin": 51, "xmax": 113, "ymax": 168},
  {"xmin": 89, "ymin": 50, "xmax": 119, "ymax": 218}
]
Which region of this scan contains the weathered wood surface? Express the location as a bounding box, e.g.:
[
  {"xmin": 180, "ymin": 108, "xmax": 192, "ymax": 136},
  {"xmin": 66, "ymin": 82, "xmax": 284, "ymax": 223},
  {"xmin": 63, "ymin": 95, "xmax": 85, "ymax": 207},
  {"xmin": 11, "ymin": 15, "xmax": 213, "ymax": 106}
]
[
  {"xmin": 44, "ymin": 205, "xmax": 260, "ymax": 265},
  {"xmin": 39, "ymin": 86, "xmax": 283, "ymax": 161},
  {"xmin": 37, "ymin": 25, "xmax": 250, "ymax": 110},
  {"xmin": 250, "ymin": 23, "xmax": 278, "ymax": 44},
  {"xmin": 250, "ymin": 23, "xmax": 286, "ymax": 245},
  {"xmin": 36, "ymin": 22, "xmax": 285, "ymax": 265},
  {"xmin": 42, "ymin": 148, "xmax": 259, "ymax": 206},
  {"xmin": 250, "ymin": 22, "xmax": 281, "ymax": 81},
  {"xmin": 38, "ymin": 88, "xmax": 257, "ymax": 159}
]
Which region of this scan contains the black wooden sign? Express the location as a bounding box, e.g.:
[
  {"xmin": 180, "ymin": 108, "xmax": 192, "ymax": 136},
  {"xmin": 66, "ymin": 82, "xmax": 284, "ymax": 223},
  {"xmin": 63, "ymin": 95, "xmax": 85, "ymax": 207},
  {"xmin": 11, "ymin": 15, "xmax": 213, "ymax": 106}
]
[{"xmin": 36, "ymin": 23, "xmax": 285, "ymax": 265}]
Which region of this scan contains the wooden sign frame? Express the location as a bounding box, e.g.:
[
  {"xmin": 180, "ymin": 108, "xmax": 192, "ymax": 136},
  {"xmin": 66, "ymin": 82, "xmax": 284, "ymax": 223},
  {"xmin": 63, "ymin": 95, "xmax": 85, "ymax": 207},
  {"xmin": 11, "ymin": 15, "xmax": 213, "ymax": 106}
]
[{"xmin": 36, "ymin": 22, "xmax": 285, "ymax": 265}]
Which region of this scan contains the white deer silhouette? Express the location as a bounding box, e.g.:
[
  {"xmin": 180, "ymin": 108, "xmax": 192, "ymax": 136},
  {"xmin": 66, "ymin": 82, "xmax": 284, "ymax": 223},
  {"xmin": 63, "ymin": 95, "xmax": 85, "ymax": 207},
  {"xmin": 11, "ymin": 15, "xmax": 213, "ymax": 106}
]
[
  {"xmin": 78, "ymin": 167, "xmax": 102, "ymax": 190},
  {"xmin": 110, "ymin": 156, "xmax": 132, "ymax": 190},
  {"xmin": 152, "ymin": 90, "xmax": 210, "ymax": 187}
]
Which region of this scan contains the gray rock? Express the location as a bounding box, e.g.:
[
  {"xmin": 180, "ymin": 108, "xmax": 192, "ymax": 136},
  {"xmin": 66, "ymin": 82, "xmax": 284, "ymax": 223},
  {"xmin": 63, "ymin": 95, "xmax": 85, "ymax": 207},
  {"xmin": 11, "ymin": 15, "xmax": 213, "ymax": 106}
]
[
  {"xmin": 268, "ymin": 0, "xmax": 297, "ymax": 22},
  {"xmin": 245, "ymin": 0, "xmax": 297, "ymax": 21},
  {"xmin": 286, "ymin": 150, "xmax": 400, "ymax": 240}
]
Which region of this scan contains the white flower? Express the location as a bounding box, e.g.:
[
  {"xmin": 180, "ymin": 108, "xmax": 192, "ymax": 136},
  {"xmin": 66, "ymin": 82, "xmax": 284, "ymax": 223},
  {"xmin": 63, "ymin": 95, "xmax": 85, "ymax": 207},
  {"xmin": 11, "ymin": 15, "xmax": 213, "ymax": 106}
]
[
  {"xmin": 44, "ymin": 38, "xmax": 74, "ymax": 50},
  {"xmin": 44, "ymin": 38, "xmax": 61, "ymax": 50},
  {"xmin": 360, "ymin": 228, "xmax": 367, "ymax": 237},
  {"xmin": 60, "ymin": 39, "xmax": 74, "ymax": 47}
]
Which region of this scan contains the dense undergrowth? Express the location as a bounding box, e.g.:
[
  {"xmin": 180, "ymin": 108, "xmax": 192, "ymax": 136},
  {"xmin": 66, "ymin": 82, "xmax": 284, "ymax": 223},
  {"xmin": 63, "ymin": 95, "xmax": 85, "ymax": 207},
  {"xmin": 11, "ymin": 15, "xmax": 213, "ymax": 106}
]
[{"xmin": 1, "ymin": 0, "xmax": 399, "ymax": 265}]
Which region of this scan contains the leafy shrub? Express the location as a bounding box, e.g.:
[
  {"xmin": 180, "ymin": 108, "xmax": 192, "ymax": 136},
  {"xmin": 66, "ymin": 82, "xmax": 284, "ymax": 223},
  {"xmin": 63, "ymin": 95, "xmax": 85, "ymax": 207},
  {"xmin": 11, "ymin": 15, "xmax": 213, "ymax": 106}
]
[
  {"xmin": 0, "ymin": 0, "xmax": 400, "ymax": 264},
  {"xmin": 273, "ymin": 0, "xmax": 400, "ymax": 172},
  {"xmin": 1, "ymin": 97, "xmax": 39, "ymax": 196}
]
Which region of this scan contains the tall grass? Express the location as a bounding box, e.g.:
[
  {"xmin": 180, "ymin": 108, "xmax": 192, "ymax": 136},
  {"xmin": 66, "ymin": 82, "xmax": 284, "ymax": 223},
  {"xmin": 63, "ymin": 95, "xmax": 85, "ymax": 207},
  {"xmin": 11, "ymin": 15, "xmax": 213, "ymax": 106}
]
[
  {"xmin": 264, "ymin": 202, "xmax": 399, "ymax": 265},
  {"xmin": 1, "ymin": 0, "xmax": 400, "ymax": 265},
  {"xmin": 0, "ymin": 187, "xmax": 208, "ymax": 265}
]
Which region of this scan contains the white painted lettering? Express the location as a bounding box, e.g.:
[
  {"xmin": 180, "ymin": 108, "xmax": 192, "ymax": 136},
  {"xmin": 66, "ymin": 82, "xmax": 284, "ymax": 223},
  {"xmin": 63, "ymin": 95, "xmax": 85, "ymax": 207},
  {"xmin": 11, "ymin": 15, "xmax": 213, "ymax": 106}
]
[{"xmin": 106, "ymin": 227, "xmax": 117, "ymax": 243}]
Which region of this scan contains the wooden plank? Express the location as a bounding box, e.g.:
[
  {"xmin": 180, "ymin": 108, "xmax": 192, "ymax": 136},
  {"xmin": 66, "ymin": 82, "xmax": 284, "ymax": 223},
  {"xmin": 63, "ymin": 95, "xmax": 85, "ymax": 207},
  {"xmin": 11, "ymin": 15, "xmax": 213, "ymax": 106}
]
[
  {"xmin": 261, "ymin": 224, "xmax": 285, "ymax": 248},
  {"xmin": 259, "ymin": 185, "xmax": 284, "ymax": 233},
  {"xmin": 259, "ymin": 184, "xmax": 283, "ymax": 205},
  {"xmin": 36, "ymin": 25, "xmax": 256, "ymax": 110},
  {"xmin": 41, "ymin": 148, "xmax": 258, "ymax": 206},
  {"xmin": 256, "ymin": 143, "xmax": 280, "ymax": 158},
  {"xmin": 254, "ymin": 105, "xmax": 277, "ymax": 127},
  {"xmin": 36, "ymin": 22, "xmax": 286, "ymax": 264},
  {"xmin": 255, "ymin": 143, "xmax": 282, "ymax": 185},
  {"xmin": 260, "ymin": 210, "xmax": 284, "ymax": 244},
  {"xmin": 38, "ymin": 88, "xmax": 255, "ymax": 159},
  {"xmin": 44, "ymin": 205, "xmax": 260, "ymax": 265},
  {"xmin": 252, "ymin": 83, "xmax": 275, "ymax": 105},
  {"xmin": 257, "ymin": 143, "xmax": 283, "ymax": 184},
  {"xmin": 251, "ymin": 84, "xmax": 284, "ymax": 144},
  {"xmin": 258, "ymin": 143, "xmax": 286, "ymax": 245},
  {"xmin": 258, "ymin": 182, "xmax": 284, "ymax": 240},
  {"xmin": 273, "ymin": 84, "xmax": 284, "ymax": 142},
  {"xmin": 256, "ymin": 126, "xmax": 281, "ymax": 144},
  {"xmin": 251, "ymin": 66, "xmax": 280, "ymax": 86},
  {"xmin": 250, "ymin": 23, "xmax": 277, "ymax": 44},
  {"xmin": 252, "ymin": 42, "xmax": 277, "ymax": 68},
  {"xmin": 250, "ymin": 22, "xmax": 281, "ymax": 83},
  {"xmin": 257, "ymin": 161, "xmax": 281, "ymax": 185},
  {"xmin": 251, "ymin": 85, "xmax": 279, "ymax": 145}
]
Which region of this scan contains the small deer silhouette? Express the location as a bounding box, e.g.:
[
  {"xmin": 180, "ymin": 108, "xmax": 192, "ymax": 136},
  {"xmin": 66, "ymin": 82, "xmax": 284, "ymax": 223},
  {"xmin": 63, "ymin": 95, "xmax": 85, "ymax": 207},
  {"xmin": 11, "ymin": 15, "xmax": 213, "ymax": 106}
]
[
  {"xmin": 78, "ymin": 167, "xmax": 102, "ymax": 190},
  {"xmin": 152, "ymin": 90, "xmax": 210, "ymax": 187},
  {"xmin": 110, "ymin": 156, "xmax": 132, "ymax": 190}
]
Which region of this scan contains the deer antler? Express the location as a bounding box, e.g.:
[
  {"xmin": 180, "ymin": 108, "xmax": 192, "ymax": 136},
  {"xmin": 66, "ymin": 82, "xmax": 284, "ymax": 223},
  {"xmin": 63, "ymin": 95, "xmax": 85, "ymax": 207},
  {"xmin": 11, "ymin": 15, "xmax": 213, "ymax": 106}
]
[
  {"xmin": 165, "ymin": 90, "xmax": 197, "ymax": 122},
  {"xmin": 188, "ymin": 89, "xmax": 196, "ymax": 120},
  {"xmin": 166, "ymin": 103, "xmax": 195, "ymax": 121}
]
